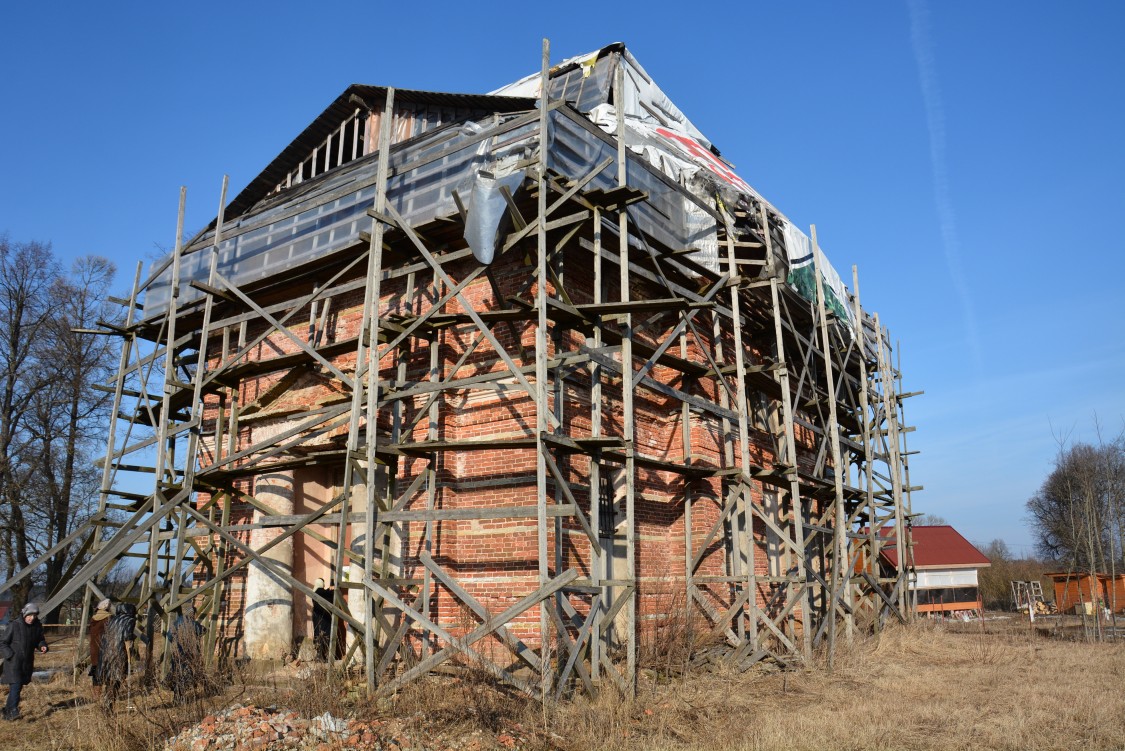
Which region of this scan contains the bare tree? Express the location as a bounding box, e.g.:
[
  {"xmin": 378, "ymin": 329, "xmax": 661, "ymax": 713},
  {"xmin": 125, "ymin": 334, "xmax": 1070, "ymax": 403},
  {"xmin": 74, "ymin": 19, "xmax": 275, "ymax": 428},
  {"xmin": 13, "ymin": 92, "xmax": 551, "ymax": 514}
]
[
  {"xmin": 0, "ymin": 236, "xmax": 62, "ymax": 608},
  {"xmin": 1027, "ymin": 429, "xmax": 1125, "ymax": 635},
  {"xmin": 983, "ymin": 539, "xmax": 1011, "ymax": 562},
  {"xmin": 0, "ymin": 236, "xmax": 119, "ymax": 616},
  {"xmin": 1027, "ymin": 437, "xmax": 1124, "ymax": 571},
  {"xmin": 24, "ymin": 256, "xmax": 117, "ymax": 622},
  {"xmin": 914, "ymin": 514, "xmax": 948, "ymax": 526}
]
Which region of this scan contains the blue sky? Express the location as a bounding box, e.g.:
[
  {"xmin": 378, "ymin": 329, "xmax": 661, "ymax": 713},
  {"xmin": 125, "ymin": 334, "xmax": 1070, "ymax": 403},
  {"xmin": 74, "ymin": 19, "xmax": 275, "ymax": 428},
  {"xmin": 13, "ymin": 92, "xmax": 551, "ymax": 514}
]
[{"xmin": 1, "ymin": 2, "xmax": 1122, "ymax": 556}]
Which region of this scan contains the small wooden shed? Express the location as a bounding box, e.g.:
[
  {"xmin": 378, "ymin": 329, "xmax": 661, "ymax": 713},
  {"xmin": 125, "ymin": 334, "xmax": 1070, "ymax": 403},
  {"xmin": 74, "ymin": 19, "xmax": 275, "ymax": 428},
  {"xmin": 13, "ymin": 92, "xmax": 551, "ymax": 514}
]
[{"xmin": 1046, "ymin": 572, "xmax": 1125, "ymax": 614}]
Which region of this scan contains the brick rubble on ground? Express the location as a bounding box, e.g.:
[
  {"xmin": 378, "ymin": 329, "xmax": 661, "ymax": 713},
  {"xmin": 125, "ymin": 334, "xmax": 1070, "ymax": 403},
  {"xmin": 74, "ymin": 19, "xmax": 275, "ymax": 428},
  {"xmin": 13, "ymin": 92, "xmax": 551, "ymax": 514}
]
[{"xmin": 162, "ymin": 704, "xmax": 530, "ymax": 751}]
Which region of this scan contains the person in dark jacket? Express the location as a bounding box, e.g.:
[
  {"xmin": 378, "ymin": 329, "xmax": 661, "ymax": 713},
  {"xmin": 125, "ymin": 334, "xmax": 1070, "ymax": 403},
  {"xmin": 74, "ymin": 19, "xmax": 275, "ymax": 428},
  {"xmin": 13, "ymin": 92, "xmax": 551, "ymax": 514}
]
[
  {"xmin": 0, "ymin": 603, "xmax": 49, "ymax": 721},
  {"xmin": 87, "ymin": 599, "xmax": 112, "ymax": 701},
  {"xmin": 99, "ymin": 602, "xmax": 137, "ymax": 710},
  {"xmin": 311, "ymin": 578, "xmax": 332, "ymax": 660}
]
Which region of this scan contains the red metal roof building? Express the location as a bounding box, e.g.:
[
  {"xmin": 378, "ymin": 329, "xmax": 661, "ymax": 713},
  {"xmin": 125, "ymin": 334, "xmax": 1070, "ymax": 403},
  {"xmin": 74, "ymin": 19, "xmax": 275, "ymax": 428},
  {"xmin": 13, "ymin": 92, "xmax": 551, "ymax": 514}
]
[{"xmin": 881, "ymin": 526, "xmax": 990, "ymax": 616}]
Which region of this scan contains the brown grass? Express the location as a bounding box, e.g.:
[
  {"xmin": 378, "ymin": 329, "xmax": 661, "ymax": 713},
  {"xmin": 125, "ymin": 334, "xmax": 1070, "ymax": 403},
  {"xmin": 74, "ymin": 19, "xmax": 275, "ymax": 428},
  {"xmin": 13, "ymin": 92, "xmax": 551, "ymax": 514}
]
[{"xmin": 4, "ymin": 618, "xmax": 1125, "ymax": 751}]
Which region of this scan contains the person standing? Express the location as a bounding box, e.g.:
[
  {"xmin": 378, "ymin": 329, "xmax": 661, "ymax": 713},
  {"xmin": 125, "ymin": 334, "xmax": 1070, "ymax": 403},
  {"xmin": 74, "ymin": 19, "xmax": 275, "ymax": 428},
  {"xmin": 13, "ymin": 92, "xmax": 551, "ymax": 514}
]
[
  {"xmin": 0, "ymin": 603, "xmax": 49, "ymax": 721},
  {"xmin": 99, "ymin": 602, "xmax": 137, "ymax": 710},
  {"xmin": 87, "ymin": 599, "xmax": 112, "ymax": 701},
  {"xmin": 311, "ymin": 578, "xmax": 332, "ymax": 661}
]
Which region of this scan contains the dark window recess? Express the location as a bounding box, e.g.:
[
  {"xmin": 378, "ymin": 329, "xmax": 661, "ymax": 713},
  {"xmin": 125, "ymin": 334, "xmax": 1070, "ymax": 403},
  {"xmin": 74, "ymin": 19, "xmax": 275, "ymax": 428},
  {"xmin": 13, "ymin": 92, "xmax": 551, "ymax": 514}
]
[
  {"xmin": 598, "ymin": 472, "xmax": 616, "ymax": 537},
  {"xmin": 916, "ymin": 587, "xmax": 980, "ymax": 605},
  {"xmin": 326, "ymin": 133, "xmax": 338, "ymax": 171},
  {"xmin": 751, "ymin": 391, "xmax": 771, "ymax": 432},
  {"xmin": 342, "ymin": 119, "xmax": 356, "ymax": 162}
]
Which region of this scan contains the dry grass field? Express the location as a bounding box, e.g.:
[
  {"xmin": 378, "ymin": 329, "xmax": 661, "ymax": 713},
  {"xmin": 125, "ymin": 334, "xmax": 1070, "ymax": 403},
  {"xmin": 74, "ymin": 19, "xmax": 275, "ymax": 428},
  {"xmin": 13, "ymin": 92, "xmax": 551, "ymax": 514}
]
[{"xmin": 3, "ymin": 617, "xmax": 1123, "ymax": 751}]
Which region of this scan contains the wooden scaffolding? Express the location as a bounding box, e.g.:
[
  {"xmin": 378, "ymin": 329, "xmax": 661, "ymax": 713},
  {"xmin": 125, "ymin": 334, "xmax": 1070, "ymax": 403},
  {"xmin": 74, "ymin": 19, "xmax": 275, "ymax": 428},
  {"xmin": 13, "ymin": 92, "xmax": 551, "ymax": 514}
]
[{"xmin": 2, "ymin": 42, "xmax": 915, "ymax": 698}]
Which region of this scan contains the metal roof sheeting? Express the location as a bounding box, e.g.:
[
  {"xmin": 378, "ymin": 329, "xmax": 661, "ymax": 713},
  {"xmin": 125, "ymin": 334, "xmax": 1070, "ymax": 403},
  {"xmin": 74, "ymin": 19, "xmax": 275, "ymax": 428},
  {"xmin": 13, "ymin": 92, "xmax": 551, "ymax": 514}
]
[{"xmin": 882, "ymin": 525, "xmax": 991, "ymax": 570}]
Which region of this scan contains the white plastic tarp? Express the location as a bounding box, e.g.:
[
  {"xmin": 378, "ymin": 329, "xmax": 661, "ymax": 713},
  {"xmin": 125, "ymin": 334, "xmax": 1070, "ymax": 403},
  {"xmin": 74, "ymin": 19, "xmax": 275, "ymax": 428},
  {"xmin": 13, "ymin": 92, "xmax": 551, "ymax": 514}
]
[
  {"xmin": 914, "ymin": 569, "xmax": 979, "ymax": 589},
  {"xmin": 505, "ymin": 47, "xmax": 856, "ymax": 325},
  {"xmin": 490, "ymin": 46, "xmax": 711, "ymax": 148}
]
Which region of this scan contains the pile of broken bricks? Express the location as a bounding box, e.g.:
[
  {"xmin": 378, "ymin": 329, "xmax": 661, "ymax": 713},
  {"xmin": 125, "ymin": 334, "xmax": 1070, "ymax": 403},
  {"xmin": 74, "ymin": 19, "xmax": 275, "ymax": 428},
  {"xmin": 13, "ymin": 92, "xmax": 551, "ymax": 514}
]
[{"xmin": 162, "ymin": 704, "xmax": 535, "ymax": 751}]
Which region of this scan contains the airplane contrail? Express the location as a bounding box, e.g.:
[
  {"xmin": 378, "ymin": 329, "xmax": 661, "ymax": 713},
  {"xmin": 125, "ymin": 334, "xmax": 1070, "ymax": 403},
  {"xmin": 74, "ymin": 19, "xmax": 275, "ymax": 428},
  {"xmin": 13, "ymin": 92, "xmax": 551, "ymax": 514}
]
[{"xmin": 907, "ymin": 0, "xmax": 983, "ymax": 373}]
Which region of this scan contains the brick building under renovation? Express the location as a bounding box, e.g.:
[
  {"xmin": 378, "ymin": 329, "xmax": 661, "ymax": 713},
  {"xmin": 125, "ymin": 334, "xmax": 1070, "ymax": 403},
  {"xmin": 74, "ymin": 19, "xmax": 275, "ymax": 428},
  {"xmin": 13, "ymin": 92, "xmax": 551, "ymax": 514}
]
[{"xmin": 7, "ymin": 42, "xmax": 916, "ymax": 696}]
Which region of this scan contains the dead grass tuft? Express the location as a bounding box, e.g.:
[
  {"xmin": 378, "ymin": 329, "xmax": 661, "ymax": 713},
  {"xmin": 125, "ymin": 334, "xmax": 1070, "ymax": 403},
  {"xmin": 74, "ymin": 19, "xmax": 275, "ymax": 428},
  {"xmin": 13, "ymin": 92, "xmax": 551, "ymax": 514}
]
[{"xmin": 246, "ymin": 661, "xmax": 353, "ymax": 720}]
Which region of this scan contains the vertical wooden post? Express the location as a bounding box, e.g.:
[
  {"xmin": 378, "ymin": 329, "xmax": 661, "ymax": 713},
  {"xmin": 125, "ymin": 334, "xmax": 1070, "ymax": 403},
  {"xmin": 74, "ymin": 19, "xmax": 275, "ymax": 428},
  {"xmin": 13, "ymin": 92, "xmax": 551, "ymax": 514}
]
[
  {"xmin": 764, "ymin": 206, "xmax": 812, "ymax": 660},
  {"xmin": 874, "ymin": 313, "xmax": 908, "ymax": 619},
  {"xmin": 589, "ymin": 206, "xmax": 604, "ymax": 683},
  {"xmin": 420, "ymin": 268, "xmax": 442, "ymax": 661},
  {"xmin": 535, "ymin": 38, "xmax": 553, "ymax": 698},
  {"xmin": 850, "ymin": 266, "xmax": 879, "ymax": 630},
  {"xmin": 614, "ymin": 61, "xmax": 638, "ymax": 692},
  {"xmin": 164, "ymin": 175, "xmax": 228, "ymax": 674},
  {"xmin": 679, "ymin": 329, "xmax": 694, "ymax": 648},
  {"xmin": 707, "ymin": 265, "xmax": 741, "ymax": 642},
  {"xmin": 142, "ymin": 188, "xmax": 188, "ymax": 613},
  {"xmin": 811, "ymin": 225, "xmax": 851, "ymax": 667},
  {"xmin": 207, "ymin": 320, "xmax": 245, "ymax": 662},
  {"xmin": 719, "ymin": 207, "xmax": 758, "ymax": 650},
  {"xmin": 153, "ymin": 188, "xmax": 186, "ymax": 487},
  {"xmin": 363, "ymin": 86, "xmax": 395, "ymax": 691},
  {"xmin": 895, "ymin": 341, "xmax": 919, "ymax": 616}
]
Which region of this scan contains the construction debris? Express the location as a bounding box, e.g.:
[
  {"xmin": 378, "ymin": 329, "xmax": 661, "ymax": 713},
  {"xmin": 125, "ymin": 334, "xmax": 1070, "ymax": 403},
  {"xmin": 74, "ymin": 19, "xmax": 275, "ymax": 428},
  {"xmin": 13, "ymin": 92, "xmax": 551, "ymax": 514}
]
[{"xmin": 162, "ymin": 704, "xmax": 538, "ymax": 751}]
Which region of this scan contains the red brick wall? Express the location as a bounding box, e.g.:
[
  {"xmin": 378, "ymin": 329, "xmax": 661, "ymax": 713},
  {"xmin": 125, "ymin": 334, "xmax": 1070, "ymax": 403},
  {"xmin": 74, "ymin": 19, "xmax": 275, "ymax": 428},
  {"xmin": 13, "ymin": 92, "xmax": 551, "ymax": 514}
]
[{"xmin": 194, "ymin": 243, "xmax": 816, "ymax": 655}]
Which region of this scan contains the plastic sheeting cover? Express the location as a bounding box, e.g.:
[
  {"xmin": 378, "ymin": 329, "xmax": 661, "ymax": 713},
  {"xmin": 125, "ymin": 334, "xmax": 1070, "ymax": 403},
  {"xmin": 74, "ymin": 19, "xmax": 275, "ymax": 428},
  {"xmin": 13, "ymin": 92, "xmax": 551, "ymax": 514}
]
[
  {"xmin": 141, "ymin": 109, "xmax": 719, "ymax": 318},
  {"xmin": 143, "ymin": 114, "xmax": 538, "ymax": 317},
  {"xmin": 782, "ymin": 223, "xmax": 854, "ymax": 327},
  {"xmin": 915, "ymin": 569, "xmax": 980, "ymax": 589},
  {"xmin": 491, "ymin": 46, "xmax": 711, "ymax": 148},
  {"xmin": 546, "ymin": 109, "xmax": 719, "ymax": 269},
  {"xmin": 462, "ymin": 169, "xmax": 525, "ymax": 264},
  {"xmin": 504, "ymin": 46, "xmax": 858, "ymax": 332}
]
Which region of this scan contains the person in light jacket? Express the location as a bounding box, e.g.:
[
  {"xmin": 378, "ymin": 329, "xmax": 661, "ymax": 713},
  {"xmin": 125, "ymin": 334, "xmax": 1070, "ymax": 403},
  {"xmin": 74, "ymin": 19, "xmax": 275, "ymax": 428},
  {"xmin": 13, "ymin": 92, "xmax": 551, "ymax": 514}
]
[
  {"xmin": 0, "ymin": 603, "xmax": 49, "ymax": 721},
  {"xmin": 87, "ymin": 599, "xmax": 112, "ymax": 701}
]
